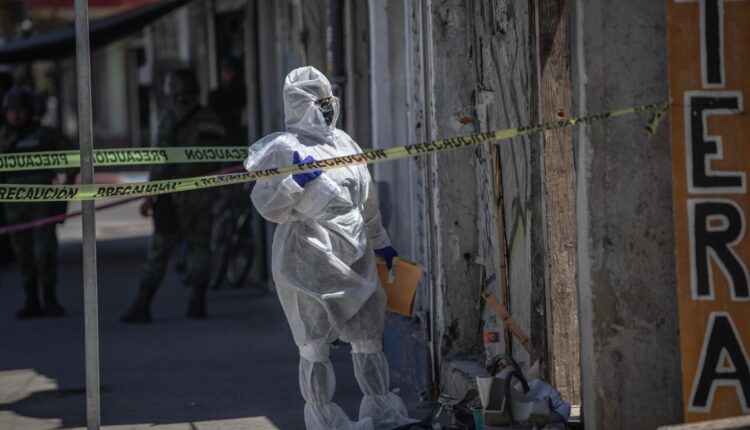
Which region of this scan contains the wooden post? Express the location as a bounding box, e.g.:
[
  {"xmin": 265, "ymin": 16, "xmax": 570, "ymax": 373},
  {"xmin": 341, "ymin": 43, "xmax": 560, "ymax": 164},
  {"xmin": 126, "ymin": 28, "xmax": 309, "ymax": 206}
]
[{"xmin": 536, "ymin": 0, "xmax": 581, "ymax": 405}]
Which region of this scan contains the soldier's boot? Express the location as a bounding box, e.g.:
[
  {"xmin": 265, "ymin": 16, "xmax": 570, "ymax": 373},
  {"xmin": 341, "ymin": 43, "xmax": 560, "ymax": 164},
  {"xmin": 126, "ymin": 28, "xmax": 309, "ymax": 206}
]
[
  {"xmin": 41, "ymin": 282, "xmax": 65, "ymax": 317},
  {"xmin": 120, "ymin": 282, "xmax": 157, "ymax": 324},
  {"xmin": 16, "ymin": 281, "xmax": 43, "ymax": 319},
  {"xmin": 186, "ymin": 285, "xmax": 207, "ymax": 319}
]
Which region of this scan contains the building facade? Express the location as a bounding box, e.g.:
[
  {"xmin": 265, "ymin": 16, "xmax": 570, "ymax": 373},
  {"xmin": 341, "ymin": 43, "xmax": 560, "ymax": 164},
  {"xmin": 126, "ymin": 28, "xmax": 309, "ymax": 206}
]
[{"xmin": 7, "ymin": 0, "xmax": 749, "ymax": 427}]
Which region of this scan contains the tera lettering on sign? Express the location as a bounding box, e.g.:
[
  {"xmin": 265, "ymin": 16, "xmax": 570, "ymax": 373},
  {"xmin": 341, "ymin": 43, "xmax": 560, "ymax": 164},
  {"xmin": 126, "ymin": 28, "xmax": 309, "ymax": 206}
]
[{"xmin": 668, "ymin": 0, "xmax": 750, "ymax": 421}]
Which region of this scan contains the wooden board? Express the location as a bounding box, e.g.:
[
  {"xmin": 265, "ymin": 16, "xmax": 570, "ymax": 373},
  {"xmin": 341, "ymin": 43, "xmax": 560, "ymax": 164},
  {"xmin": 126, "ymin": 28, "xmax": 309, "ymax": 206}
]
[
  {"xmin": 667, "ymin": 0, "xmax": 750, "ymax": 422},
  {"xmin": 482, "ymin": 289, "xmax": 531, "ymax": 354},
  {"xmin": 658, "ymin": 414, "xmax": 750, "ymax": 430},
  {"xmin": 537, "ymin": 0, "xmax": 581, "ymax": 406}
]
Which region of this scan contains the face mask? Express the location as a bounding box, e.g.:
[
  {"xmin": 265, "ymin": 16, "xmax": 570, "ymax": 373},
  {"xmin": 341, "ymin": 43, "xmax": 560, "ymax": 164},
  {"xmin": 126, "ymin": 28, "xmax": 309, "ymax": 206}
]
[{"xmin": 319, "ymin": 101, "xmax": 335, "ymax": 126}]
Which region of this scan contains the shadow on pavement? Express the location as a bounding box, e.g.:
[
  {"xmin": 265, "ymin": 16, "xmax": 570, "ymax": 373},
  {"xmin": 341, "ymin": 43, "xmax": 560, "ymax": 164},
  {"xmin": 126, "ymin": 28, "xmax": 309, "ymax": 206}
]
[{"xmin": 0, "ymin": 237, "xmax": 365, "ymax": 430}]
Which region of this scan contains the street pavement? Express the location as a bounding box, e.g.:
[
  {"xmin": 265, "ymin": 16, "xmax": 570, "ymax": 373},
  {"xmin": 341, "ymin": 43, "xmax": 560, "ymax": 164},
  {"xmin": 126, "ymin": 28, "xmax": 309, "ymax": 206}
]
[{"xmin": 0, "ymin": 233, "xmax": 390, "ymax": 430}]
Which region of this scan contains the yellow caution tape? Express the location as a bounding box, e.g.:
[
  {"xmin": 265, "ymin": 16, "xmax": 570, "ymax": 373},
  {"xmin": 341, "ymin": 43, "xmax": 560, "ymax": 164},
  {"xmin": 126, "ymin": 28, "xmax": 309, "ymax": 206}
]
[
  {"xmin": 0, "ymin": 146, "xmax": 249, "ymax": 172},
  {"xmin": 0, "ymin": 102, "xmax": 669, "ymax": 202}
]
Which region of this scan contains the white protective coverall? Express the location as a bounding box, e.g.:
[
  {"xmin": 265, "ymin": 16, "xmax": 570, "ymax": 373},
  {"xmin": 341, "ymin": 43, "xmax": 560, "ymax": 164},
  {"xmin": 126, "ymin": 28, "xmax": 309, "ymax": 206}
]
[{"xmin": 244, "ymin": 66, "xmax": 414, "ymax": 430}]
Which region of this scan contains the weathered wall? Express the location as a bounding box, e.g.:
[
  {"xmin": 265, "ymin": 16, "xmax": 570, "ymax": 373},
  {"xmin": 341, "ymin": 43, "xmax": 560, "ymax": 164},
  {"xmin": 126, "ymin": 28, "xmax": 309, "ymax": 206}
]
[
  {"xmin": 572, "ymin": 0, "xmax": 683, "ymax": 427},
  {"xmin": 369, "ymin": 0, "xmax": 432, "ymax": 395},
  {"xmin": 368, "ymin": 0, "xmax": 491, "ymax": 397},
  {"xmin": 417, "ymin": 0, "xmax": 551, "ymax": 401},
  {"xmin": 467, "ymin": 0, "xmax": 543, "ymax": 370},
  {"xmin": 427, "ymin": 0, "xmax": 548, "ymax": 394},
  {"xmin": 300, "ymin": 0, "xmax": 327, "ymax": 73},
  {"xmin": 429, "ymin": 0, "xmax": 483, "ymax": 360}
]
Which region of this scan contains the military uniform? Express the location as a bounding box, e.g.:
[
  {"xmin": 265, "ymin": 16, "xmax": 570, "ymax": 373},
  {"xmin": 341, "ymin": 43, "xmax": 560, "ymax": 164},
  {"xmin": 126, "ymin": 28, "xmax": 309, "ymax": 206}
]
[
  {"xmin": 0, "ymin": 123, "xmax": 69, "ymax": 317},
  {"xmin": 122, "ymin": 100, "xmax": 225, "ymax": 322}
]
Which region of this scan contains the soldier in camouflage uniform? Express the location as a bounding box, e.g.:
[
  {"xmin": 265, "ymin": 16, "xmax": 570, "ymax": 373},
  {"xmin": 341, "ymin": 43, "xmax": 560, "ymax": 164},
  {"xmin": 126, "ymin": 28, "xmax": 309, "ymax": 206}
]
[
  {"xmin": 121, "ymin": 68, "xmax": 225, "ymax": 323},
  {"xmin": 1, "ymin": 88, "xmax": 71, "ymax": 319},
  {"xmin": 0, "ymin": 70, "xmax": 17, "ymax": 265}
]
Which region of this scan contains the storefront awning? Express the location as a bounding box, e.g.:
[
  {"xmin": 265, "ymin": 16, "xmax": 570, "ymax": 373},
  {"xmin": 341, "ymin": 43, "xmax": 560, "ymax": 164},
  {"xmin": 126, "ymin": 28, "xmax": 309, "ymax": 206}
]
[{"xmin": 0, "ymin": 0, "xmax": 192, "ymax": 64}]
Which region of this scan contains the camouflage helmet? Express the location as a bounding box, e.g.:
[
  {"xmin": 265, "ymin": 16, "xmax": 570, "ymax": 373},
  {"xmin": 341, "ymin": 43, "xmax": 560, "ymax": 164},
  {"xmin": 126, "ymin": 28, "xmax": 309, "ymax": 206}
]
[
  {"xmin": 164, "ymin": 68, "xmax": 200, "ymax": 98},
  {"xmin": 0, "ymin": 69, "xmax": 13, "ymax": 97},
  {"xmin": 2, "ymin": 87, "xmax": 35, "ymax": 117}
]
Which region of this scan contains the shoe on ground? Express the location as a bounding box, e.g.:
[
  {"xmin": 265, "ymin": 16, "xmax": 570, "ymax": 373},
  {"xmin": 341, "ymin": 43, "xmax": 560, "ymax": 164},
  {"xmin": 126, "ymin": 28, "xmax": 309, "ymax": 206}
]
[
  {"xmin": 43, "ymin": 302, "xmax": 66, "ymax": 317},
  {"xmin": 120, "ymin": 305, "xmax": 152, "ymax": 323},
  {"xmin": 186, "ymin": 300, "xmax": 206, "ymax": 319},
  {"xmin": 16, "ymin": 303, "xmax": 44, "ymax": 319}
]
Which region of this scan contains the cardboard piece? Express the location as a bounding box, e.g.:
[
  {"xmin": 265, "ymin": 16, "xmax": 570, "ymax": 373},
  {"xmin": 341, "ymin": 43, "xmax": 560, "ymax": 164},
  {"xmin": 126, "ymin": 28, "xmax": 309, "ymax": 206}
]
[{"xmin": 377, "ymin": 257, "xmax": 422, "ymax": 317}]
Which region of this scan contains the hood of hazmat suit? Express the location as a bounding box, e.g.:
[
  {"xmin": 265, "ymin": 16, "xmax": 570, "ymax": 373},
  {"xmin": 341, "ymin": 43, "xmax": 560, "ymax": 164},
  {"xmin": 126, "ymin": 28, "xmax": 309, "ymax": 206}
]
[{"xmin": 245, "ymin": 67, "xmax": 414, "ymax": 430}]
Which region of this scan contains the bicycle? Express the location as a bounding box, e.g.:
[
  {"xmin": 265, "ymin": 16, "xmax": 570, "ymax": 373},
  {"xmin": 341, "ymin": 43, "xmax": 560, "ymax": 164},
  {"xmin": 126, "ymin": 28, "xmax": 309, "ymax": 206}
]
[{"xmin": 209, "ymin": 181, "xmax": 263, "ymax": 290}]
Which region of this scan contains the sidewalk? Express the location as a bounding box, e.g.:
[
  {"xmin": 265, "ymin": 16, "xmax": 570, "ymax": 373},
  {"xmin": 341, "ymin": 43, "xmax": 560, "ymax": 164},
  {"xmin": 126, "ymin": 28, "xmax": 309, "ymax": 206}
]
[
  {"xmin": 0, "ymin": 237, "xmax": 370, "ymax": 430},
  {"xmin": 57, "ymin": 171, "xmax": 152, "ymax": 243}
]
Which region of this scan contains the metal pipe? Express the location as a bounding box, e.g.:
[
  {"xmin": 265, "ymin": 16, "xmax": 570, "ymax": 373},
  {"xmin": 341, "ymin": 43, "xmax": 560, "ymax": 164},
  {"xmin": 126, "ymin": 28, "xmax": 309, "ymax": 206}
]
[
  {"xmin": 343, "ymin": 0, "xmax": 355, "ymax": 135},
  {"xmin": 206, "ymin": 0, "xmax": 218, "ymax": 89},
  {"xmin": 420, "ymin": 0, "xmax": 440, "ymax": 391},
  {"xmin": 73, "ymin": 0, "xmax": 100, "ymax": 428},
  {"xmin": 244, "ymin": 0, "xmax": 258, "ymax": 142},
  {"xmin": 326, "ymin": 0, "xmax": 345, "ymax": 132},
  {"xmin": 292, "ymin": 0, "xmax": 307, "ymax": 66}
]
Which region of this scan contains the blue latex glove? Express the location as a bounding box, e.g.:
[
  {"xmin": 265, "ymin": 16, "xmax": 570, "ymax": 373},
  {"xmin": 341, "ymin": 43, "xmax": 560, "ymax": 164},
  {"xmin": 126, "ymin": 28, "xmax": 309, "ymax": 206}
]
[
  {"xmin": 375, "ymin": 246, "xmax": 399, "ymax": 270},
  {"xmin": 292, "ymin": 151, "xmax": 323, "ymax": 188}
]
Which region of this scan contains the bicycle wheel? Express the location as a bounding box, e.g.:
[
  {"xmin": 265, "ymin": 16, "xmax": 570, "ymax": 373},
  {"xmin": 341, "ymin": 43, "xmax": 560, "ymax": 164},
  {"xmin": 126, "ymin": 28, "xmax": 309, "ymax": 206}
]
[{"xmin": 225, "ymin": 213, "xmax": 253, "ymax": 288}]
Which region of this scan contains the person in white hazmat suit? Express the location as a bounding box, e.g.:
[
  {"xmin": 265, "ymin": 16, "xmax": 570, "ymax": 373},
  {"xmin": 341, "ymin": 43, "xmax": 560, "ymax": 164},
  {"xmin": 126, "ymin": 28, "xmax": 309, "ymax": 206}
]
[{"xmin": 244, "ymin": 66, "xmax": 416, "ymax": 430}]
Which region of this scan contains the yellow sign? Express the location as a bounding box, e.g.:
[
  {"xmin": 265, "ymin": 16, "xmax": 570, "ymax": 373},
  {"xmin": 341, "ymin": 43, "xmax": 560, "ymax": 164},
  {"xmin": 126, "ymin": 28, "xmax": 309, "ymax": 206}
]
[{"xmin": 668, "ymin": 0, "xmax": 750, "ymax": 421}]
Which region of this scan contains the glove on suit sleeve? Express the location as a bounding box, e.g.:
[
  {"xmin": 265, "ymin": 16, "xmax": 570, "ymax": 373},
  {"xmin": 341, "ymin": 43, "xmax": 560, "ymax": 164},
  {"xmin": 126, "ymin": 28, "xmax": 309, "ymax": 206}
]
[{"xmin": 248, "ymin": 140, "xmax": 352, "ymax": 224}]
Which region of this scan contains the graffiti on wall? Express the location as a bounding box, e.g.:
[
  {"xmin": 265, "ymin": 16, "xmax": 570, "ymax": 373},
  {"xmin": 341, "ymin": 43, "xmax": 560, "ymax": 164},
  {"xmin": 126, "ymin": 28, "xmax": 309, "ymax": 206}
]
[{"xmin": 470, "ymin": 0, "xmax": 539, "ymax": 366}]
